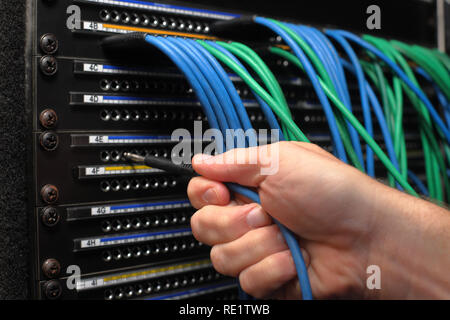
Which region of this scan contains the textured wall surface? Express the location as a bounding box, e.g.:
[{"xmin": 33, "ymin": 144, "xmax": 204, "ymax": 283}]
[{"xmin": 0, "ymin": 0, "xmax": 30, "ymax": 299}]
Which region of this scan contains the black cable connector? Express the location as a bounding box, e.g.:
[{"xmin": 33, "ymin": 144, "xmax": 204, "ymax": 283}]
[{"xmin": 123, "ymin": 152, "xmax": 197, "ymax": 177}]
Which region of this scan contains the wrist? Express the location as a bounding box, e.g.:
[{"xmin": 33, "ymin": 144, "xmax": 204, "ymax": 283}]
[{"xmin": 363, "ymin": 184, "xmax": 450, "ymax": 299}]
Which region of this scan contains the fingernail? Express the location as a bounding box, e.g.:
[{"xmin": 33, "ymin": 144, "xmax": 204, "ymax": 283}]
[
  {"xmin": 194, "ymin": 154, "xmax": 214, "ymax": 164},
  {"xmin": 246, "ymin": 206, "xmax": 268, "ymax": 228},
  {"xmin": 202, "ymin": 188, "xmax": 218, "ymax": 204}
]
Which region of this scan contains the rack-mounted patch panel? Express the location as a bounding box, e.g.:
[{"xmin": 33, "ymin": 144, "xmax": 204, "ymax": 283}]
[{"xmin": 29, "ymin": 0, "xmax": 434, "ymax": 300}]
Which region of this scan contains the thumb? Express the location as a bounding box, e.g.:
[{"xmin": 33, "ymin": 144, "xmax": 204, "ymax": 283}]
[{"xmin": 192, "ymin": 144, "xmax": 280, "ymax": 187}]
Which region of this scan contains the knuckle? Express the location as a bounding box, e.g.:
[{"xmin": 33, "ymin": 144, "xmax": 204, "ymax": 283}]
[
  {"xmin": 269, "ymin": 251, "xmax": 296, "ymax": 282},
  {"xmin": 189, "ymin": 210, "xmax": 203, "ymax": 241},
  {"xmin": 218, "ymin": 212, "xmax": 231, "ymax": 230},
  {"xmin": 186, "ymin": 178, "xmax": 201, "ymax": 208},
  {"xmin": 190, "ymin": 206, "xmax": 211, "ymax": 238},
  {"xmin": 210, "ymin": 245, "xmax": 228, "ymax": 276},
  {"xmin": 239, "ymin": 270, "xmax": 261, "ymax": 298},
  {"xmin": 255, "ymin": 226, "xmax": 283, "ymax": 251},
  {"xmin": 190, "ymin": 206, "xmax": 216, "ymax": 242}
]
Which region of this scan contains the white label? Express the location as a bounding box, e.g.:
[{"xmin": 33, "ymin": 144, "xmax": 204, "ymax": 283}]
[
  {"xmin": 91, "ymin": 206, "xmax": 112, "ymax": 216},
  {"xmin": 89, "ymin": 136, "xmax": 109, "ymax": 144},
  {"xmin": 85, "ymin": 167, "xmax": 106, "ymax": 176},
  {"xmin": 80, "ymin": 239, "xmax": 101, "ymax": 248},
  {"xmin": 83, "ymin": 95, "xmax": 104, "ymax": 104},
  {"xmin": 83, "ymin": 63, "xmax": 104, "ymax": 73},
  {"xmin": 83, "ymin": 21, "xmax": 103, "ymax": 31}
]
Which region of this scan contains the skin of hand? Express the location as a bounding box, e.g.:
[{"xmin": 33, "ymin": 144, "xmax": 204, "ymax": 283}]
[{"xmin": 187, "ymin": 141, "xmax": 450, "ymax": 299}]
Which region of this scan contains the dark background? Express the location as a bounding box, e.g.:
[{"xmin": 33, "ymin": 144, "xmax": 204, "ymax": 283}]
[
  {"xmin": 0, "ymin": 0, "xmax": 443, "ymax": 299},
  {"xmin": 0, "ymin": 0, "xmax": 30, "ymax": 299}
]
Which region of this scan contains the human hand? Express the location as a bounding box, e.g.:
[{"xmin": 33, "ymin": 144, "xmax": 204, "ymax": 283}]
[{"xmin": 187, "ymin": 141, "xmax": 386, "ymax": 299}]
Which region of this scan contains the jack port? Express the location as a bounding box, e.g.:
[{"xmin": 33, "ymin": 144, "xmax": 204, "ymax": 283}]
[
  {"xmin": 121, "ymin": 109, "xmax": 130, "ymax": 121},
  {"xmin": 99, "ymin": 9, "xmax": 110, "ymax": 21},
  {"xmin": 100, "ymin": 181, "xmax": 111, "ymax": 192},
  {"xmin": 100, "ymin": 109, "xmax": 111, "ymax": 121},
  {"xmin": 112, "ymin": 219, "xmax": 122, "ymax": 231},
  {"xmin": 122, "ymin": 247, "xmax": 132, "ymax": 259},
  {"xmin": 110, "ymin": 11, "xmax": 120, "ymax": 22},
  {"xmin": 110, "ymin": 150, "xmax": 121, "ymax": 161},
  {"xmin": 122, "ymin": 218, "xmax": 131, "ymax": 230},
  {"xmin": 111, "ymin": 110, "xmax": 120, "ymax": 121},
  {"xmin": 121, "ymin": 12, "xmax": 130, "ymax": 23},
  {"xmin": 100, "ymin": 79, "xmax": 110, "ymax": 91},
  {"xmin": 111, "ymin": 180, "xmax": 120, "ymax": 191},
  {"xmin": 101, "ymin": 220, "xmax": 112, "ymax": 232},
  {"xmin": 121, "ymin": 180, "xmax": 131, "ymax": 191},
  {"xmin": 102, "ymin": 250, "xmax": 112, "ymax": 262},
  {"xmin": 131, "ymin": 13, "xmax": 140, "ymax": 24},
  {"xmin": 100, "ymin": 150, "xmax": 110, "ymax": 162}
]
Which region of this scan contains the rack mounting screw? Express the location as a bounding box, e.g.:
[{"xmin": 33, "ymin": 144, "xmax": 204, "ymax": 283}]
[
  {"xmin": 42, "ymin": 258, "xmax": 61, "ymax": 279},
  {"xmin": 39, "ymin": 109, "xmax": 58, "ymax": 128},
  {"xmin": 40, "ymin": 55, "xmax": 58, "ymax": 76},
  {"xmin": 41, "ymin": 206, "xmax": 60, "ymax": 227},
  {"xmin": 40, "ymin": 33, "xmax": 58, "ymax": 54},
  {"xmin": 41, "ymin": 184, "xmax": 59, "ymax": 204},
  {"xmin": 43, "ymin": 280, "xmax": 62, "ymax": 300},
  {"xmin": 40, "ymin": 131, "xmax": 59, "ymax": 151}
]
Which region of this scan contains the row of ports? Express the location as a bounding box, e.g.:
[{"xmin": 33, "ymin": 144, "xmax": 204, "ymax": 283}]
[
  {"xmin": 99, "ymin": 108, "xmax": 206, "ymax": 122},
  {"xmin": 98, "ymin": 9, "xmax": 210, "ymax": 33},
  {"xmin": 100, "ymin": 177, "xmax": 178, "ymax": 193},
  {"xmin": 99, "ymin": 79, "xmax": 191, "ymax": 95},
  {"xmin": 98, "ymin": 78, "xmax": 317, "ymax": 102},
  {"xmin": 303, "ymin": 115, "xmax": 327, "ymax": 123},
  {"xmin": 98, "ymin": 108, "xmax": 270, "ymax": 124},
  {"xmin": 104, "ymin": 269, "xmax": 222, "ymax": 300},
  {"xmin": 101, "ymin": 238, "xmax": 203, "ymax": 262},
  {"xmin": 98, "ymin": 77, "xmax": 320, "ymax": 102},
  {"xmin": 100, "ymin": 212, "xmax": 190, "ymax": 233},
  {"xmin": 100, "ymin": 148, "xmax": 171, "ymax": 162},
  {"xmin": 234, "ymin": 84, "xmax": 306, "ymax": 101},
  {"xmin": 215, "ymin": 291, "xmax": 239, "ymax": 301}
]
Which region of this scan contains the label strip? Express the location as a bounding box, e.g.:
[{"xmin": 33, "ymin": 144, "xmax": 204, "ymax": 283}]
[
  {"xmin": 75, "ymin": 61, "xmax": 180, "ymax": 77},
  {"xmin": 75, "ymin": 227, "xmax": 192, "ymax": 250},
  {"xmin": 66, "ymin": 199, "xmax": 191, "ymax": 221},
  {"xmin": 71, "ymin": 93, "xmax": 200, "ymax": 106},
  {"xmin": 81, "ymin": 21, "xmax": 217, "ymax": 40},
  {"xmin": 76, "ymin": 258, "xmax": 212, "ymax": 291},
  {"xmin": 78, "ymin": 164, "xmax": 161, "ymax": 178}
]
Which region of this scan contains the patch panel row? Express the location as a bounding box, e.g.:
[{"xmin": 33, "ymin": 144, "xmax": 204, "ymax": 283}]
[
  {"xmin": 99, "ymin": 108, "xmax": 206, "ymax": 122},
  {"xmin": 100, "ymin": 236, "xmax": 203, "ymax": 262},
  {"xmin": 103, "ymin": 268, "xmax": 223, "ymax": 300},
  {"xmin": 99, "ymin": 147, "xmax": 171, "ymax": 162},
  {"xmin": 98, "ymin": 78, "xmax": 191, "ymax": 95},
  {"xmin": 99, "ymin": 176, "xmax": 179, "ymax": 193},
  {"xmin": 97, "ymin": 8, "xmax": 211, "ymax": 33},
  {"xmin": 99, "ymin": 210, "xmax": 191, "ymax": 233}
]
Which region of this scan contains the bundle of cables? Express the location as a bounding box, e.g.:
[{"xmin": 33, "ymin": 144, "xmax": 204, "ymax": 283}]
[{"xmin": 132, "ymin": 17, "xmax": 449, "ymax": 300}]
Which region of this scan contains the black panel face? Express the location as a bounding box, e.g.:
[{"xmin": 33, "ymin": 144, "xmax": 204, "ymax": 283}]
[
  {"xmin": 32, "ymin": 0, "xmax": 246, "ymax": 301},
  {"xmin": 30, "ymin": 0, "xmax": 429, "ymax": 301}
]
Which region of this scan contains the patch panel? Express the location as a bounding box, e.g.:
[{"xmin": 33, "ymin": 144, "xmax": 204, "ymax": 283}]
[
  {"xmin": 99, "ymin": 236, "xmax": 203, "ymax": 263},
  {"xmin": 29, "ymin": 0, "xmax": 436, "ymax": 300},
  {"xmin": 103, "ymin": 269, "xmax": 226, "ymax": 300},
  {"xmin": 36, "ymin": 195, "xmax": 207, "ymax": 279},
  {"xmin": 96, "ymin": 7, "xmax": 213, "ymax": 34},
  {"xmin": 98, "ymin": 210, "xmax": 190, "ymax": 233},
  {"xmin": 38, "ymin": 258, "xmax": 237, "ymax": 299}
]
